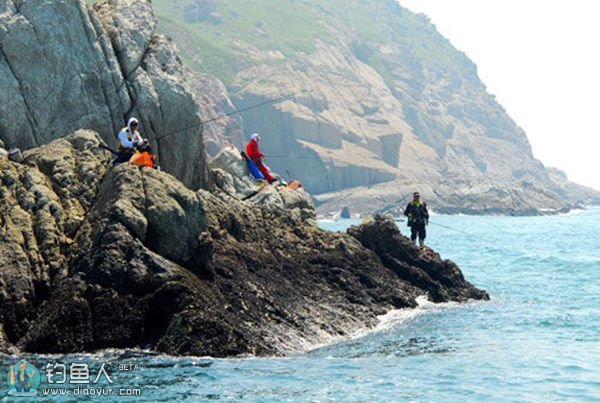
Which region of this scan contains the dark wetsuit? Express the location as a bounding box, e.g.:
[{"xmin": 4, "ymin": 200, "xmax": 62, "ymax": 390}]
[{"xmin": 404, "ymin": 201, "xmax": 429, "ymax": 242}]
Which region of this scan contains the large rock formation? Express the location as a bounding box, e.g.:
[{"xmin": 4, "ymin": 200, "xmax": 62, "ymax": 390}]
[
  {"xmin": 0, "ymin": 132, "xmax": 487, "ymax": 356},
  {"xmin": 0, "ymin": 0, "xmax": 208, "ymax": 188},
  {"xmin": 0, "ymin": 131, "xmax": 111, "ymax": 352},
  {"xmin": 153, "ymin": 0, "xmax": 600, "ymax": 214}
]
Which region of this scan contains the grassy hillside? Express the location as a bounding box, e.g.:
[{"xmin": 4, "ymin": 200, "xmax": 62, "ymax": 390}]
[
  {"xmin": 153, "ymin": 0, "xmax": 333, "ymax": 83},
  {"xmin": 150, "ymin": 0, "xmax": 475, "ymax": 86}
]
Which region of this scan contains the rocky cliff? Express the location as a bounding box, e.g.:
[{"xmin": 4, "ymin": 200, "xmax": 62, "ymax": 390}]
[
  {"xmin": 0, "ymin": 0, "xmax": 208, "ymax": 188},
  {"xmin": 152, "ymin": 0, "xmax": 600, "ymax": 215},
  {"xmin": 0, "ymin": 132, "xmax": 488, "ymax": 356}
]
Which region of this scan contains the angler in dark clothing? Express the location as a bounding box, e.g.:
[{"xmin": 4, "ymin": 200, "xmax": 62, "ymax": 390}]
[{"xmin": 404, "ymin": 192, "xmax": 429, "ymax": 247}]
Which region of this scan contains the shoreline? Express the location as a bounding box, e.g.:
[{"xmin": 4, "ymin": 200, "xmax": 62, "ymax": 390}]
[
  {"xmin": 316, "ymin": 204, "xmax": 597, "ymax": 221},
  {"xmin": 0, "ymin": 296, "xmax": 484, "ymax": 361}
]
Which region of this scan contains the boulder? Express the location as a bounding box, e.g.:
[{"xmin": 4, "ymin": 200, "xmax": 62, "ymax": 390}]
[
  {"xmin": 210, "ymin": 147, "xmax": 258, "ymax": 197},
  {"xmin": 0, "ymin": 0, "xmax": 128, "ymax": 149},
  {"xmin": 0, "ymin": 325, "xmax": 13, "ymax": 353},
  {"xmin": 348, "ymin": 215, "xmax": 489, "ymax": 302},
  {"xmin": 185, "ymin": 70, "xmax": 245, "ymax": 157},
  {"xmin": 210, "ymin": 146, "xmax": 315, "ymax": 217}
]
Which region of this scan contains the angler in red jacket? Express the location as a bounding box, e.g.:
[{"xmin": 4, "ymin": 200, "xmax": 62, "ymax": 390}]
[{"xmin": 246, "ymin": 133, "xmax": 275, "ymax": 183}]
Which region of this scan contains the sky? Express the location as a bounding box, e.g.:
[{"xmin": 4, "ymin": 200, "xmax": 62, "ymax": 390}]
[{"xmin": 399, "ymin": 0, "xmax": 600, "ymax": 191}]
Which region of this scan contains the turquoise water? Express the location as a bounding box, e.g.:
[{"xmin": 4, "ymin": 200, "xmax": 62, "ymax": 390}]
[{"xmin": 2, "ymin": 208, "xmax": 599, "ymax": 401}]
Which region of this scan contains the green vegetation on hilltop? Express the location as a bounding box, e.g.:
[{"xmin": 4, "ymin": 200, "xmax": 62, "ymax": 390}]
[
  {"xmin": 152, "ymin": 0, "xmax": 335, "ymax": 83},
  {"xmin": 151, "ymin": 0, "xmax": 475, "ymax": 86}
]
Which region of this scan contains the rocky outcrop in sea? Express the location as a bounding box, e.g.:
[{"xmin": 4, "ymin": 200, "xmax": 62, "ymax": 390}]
[
  {"xmin": 0, "ymin": 0, "xmax": 489, "ymax": 357},
  {"xmin": 0, "ymin": 131, "xmax": 488, "ymax": 356}
]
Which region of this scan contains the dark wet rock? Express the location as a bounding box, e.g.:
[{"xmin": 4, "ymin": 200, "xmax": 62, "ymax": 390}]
[
  {"xmin": 348, "ymin": 215, "xmax": 489, "ymax": 302},
  {"xmin": 0, "ymin": 325, "xmax": 12, "ymax": 353},
  {"xmin": 0, "ymin": 132, "xmax": 488, "ymax": 357}
]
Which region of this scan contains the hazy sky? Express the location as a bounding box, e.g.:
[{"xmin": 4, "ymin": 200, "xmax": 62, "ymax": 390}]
[{"xmin": 399, "ymin": 0, "xmax": 600, "ymax": 191}]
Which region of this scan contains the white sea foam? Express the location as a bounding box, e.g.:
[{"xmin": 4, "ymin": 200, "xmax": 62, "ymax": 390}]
[
  {"xmin": 561, "ymin": 207, "xmax": 589, "ymax": 216},
  {"xmin": 374, "ymin": 295, "xmax": 430, "ymax": 332},
  {"xmin": 373, "ymin": 297, "xmax": 437, "ymax": 335},
  {"xmin": 374, "ymin": 295, "xmax": 462, "ymax": 333},
  {"xmin": 9, "ymin": 299, "xmax": 474, "ymax": 362},
  {"xmin": 296, "ymin": 296, "xmax": 467, "ymax": 353}
]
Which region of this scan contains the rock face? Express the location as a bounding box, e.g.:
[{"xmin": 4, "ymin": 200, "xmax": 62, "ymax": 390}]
[
  {"xmin": 0, "ymin": 0, "xmax": 125, "ymax": 148},
  {"xmin": 0, "ymin": 0, "xmax": 208, "ymax": 189},
  {"xmin": 0, "ymin": 131, "xmax": 111, "ymax": 350},
  {"xmin": 186, "ymin": 69, "xmax": 245, "ymax": 157},
  {"xmin": 152, "ymin": 0, "xmax": 600, "ymax": 214},
  {"xmin": 0, "ymin": 132, "xmax": 488, "ymax": 356}
]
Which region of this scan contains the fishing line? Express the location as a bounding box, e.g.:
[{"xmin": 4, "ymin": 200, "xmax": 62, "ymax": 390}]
[
  {"xmin": 155, "ymin": 93, "xmax": 298, "ymax": 142},
  {"xmin": 388, "ymin": 193, "xmax": 470, "ymax": 235},
  {"xmin": 393, "ymin": 218, "xmax": 468, "ymax": 235},
  {"xmin": 266, "ymin": 155, "xmax": 321, "ymax": 159},
  {"xmin": 427, "ymin": 221, "xmax": 469, "ymax": 235}
]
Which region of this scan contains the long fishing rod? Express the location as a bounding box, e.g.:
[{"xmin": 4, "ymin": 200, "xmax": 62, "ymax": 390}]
[
  {"xmin": 155, "ymin": 93, "xmax": 297, "ymax": 142},
  {"xmin": 428, "ymin": 221, "xmax": 469, "ymax": 234},
  {"xmin": 97, "ymin": 144, "xmax": 119, "ymax": 155},
  {"xmin": 97, "ymin": 94, "xmax": 300, "ymax": 162},
  {"xmin": 393, "ymin": 219, "xmax": 469, "ymax": 234},
  {"xmin": 266, "ymin": 155, "xmax": 321, "ymax": 159}
]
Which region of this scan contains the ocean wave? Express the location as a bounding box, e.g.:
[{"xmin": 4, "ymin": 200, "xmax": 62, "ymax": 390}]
[{"xmin": 375, "ymin": 295, "xmax": 458, "ymax": 332}]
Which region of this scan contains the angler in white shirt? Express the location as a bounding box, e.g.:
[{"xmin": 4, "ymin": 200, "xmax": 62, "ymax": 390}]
[{"xmin": 114, "ymin": 117, "xmax": 146, "ymax": 164}]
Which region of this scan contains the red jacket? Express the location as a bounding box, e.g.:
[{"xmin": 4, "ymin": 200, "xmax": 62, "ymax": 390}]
[{"xmin": 246, "ymin": 139, "xmax": 264, "ymax": 162}]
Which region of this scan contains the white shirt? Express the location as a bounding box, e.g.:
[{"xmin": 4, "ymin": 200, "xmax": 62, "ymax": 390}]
[{"xmin": 118, "ymin": 128, "xmax": 144, "ymax": 150}]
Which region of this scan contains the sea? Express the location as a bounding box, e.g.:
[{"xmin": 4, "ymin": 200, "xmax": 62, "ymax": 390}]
[{"xmin": 1, "ymin": 208, "xmax": 599, "ymax": 402}]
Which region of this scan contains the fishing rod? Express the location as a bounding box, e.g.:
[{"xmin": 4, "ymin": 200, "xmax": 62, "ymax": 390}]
[
  {"xmin": 98, "ymin": 94, "xmax": 300, "ymax": 163},
  {"xmin": 428, "ymin": 221, "xmax": 469, "ymax": 234},
  {"xmin": 393, "ymin": 219, "xmax": 469, "ymax": 234},
  {"xmin": 97, "ymin": 144, "xmax": 119, "ymax": 155},
  {"xmin": 155, "ymin": 93, "xmax": 297, "ymax": 142},
  {"xmin": 266, "ymin": 155, "xmax": 321, "ymax": 159}
]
